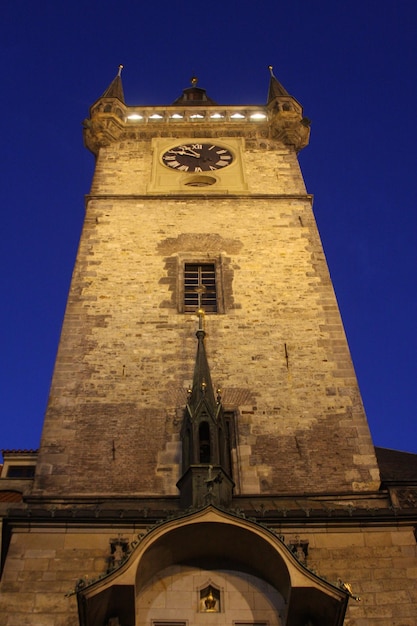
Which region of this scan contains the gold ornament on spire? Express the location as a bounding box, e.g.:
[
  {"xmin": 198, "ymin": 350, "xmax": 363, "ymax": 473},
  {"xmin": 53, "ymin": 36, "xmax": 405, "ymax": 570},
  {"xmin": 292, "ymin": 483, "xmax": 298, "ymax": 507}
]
[{"xmin": 197, "ymin": 308, "xmax": 205, "ymax": 331}]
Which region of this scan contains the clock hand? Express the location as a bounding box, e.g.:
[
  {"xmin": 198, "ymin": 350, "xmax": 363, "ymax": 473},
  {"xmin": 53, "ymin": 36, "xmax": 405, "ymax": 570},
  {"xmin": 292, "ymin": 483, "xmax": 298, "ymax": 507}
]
[{"xmin": 170, "ymin": 148, "xmax": 200, "ymax": 157}]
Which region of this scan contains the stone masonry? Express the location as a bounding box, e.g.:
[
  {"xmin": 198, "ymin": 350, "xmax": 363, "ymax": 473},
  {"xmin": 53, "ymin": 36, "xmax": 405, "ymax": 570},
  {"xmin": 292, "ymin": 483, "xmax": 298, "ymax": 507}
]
[{"xmin": 34, "ymin": 134, "xmax": 379, "ymax": 497}]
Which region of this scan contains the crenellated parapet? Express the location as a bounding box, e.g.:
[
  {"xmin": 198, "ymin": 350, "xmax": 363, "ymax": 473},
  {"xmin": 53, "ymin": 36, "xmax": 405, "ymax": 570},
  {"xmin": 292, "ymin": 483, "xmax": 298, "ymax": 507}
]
[
  {"xmin": 83, "ymin": 68, "xmax": 310, "ymax": 154},
  {"xmin": 83, "ymin": 104, "xmax": 310, "ymax": 154}
]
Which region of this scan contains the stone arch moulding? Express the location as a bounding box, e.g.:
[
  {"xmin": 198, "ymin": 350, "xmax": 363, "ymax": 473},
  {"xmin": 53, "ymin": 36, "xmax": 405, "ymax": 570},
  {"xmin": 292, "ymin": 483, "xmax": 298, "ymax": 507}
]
[{"xmin": 77, "ymin": 506, "xmax": 348, "ymax": 626}]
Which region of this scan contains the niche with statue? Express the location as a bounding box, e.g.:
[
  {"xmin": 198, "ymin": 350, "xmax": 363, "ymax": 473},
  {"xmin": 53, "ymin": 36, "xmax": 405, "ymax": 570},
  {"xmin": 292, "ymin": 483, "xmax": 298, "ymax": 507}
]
[{"xmin": 199, "ymin": 582, "xmax": 221, "ymax": 613}]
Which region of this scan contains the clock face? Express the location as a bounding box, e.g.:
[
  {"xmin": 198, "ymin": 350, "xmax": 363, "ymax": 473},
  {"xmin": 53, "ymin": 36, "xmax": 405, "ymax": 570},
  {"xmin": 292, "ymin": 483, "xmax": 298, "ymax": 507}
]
[{"xmin": 162, "ymin": 143, "xmax": 233, "ymax": 172}]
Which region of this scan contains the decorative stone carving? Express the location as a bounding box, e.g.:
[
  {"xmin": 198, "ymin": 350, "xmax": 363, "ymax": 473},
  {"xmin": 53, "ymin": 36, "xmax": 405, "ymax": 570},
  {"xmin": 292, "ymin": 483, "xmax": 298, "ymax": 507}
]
[
  {"xmin": 397, "ymin": 488, "xmax": 417, "ymax": 508},
  {"xmin": 107, "ymin": 536, "xmax": 129, "ymax": 572}
]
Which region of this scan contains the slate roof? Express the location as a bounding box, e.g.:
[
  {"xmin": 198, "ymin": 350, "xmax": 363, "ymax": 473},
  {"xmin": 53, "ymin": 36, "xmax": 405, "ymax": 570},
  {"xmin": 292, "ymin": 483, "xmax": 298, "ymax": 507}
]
[
  {"xmin": 101, "ymin": 73, "xmax": 125, "ymax": 102},
  {"xmin": 375, "ymin": 446, "xmax": 417, "ymax": 483}
]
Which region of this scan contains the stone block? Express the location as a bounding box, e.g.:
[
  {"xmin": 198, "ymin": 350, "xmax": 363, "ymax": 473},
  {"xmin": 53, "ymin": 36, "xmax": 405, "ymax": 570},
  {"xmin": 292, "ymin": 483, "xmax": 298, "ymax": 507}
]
[
  {"xmin": 33, "ymin": 592, "xmax": 72, "ymax": 613},
  {"xmin": 0, "ymin": 592, "xmax": 35, "ymax": 613}
]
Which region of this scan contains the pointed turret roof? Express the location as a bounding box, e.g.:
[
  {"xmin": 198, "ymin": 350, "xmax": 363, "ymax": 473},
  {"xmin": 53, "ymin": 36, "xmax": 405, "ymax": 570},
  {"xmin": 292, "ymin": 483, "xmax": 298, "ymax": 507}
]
[
  {"xmin": 267, "ymin": 65, "xmax": 290, "ymax": 103},
  {"xmin": 101, "ymin": 65, "xmax": 125, "ymax": 103},
  {"xmin": 187, "ymin": 313, "xmax": 218, "ymax": 416}
]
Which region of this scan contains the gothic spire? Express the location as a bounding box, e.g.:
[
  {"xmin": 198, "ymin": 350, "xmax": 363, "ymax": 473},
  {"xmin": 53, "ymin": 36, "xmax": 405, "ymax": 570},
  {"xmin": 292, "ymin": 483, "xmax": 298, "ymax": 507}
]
[
  {"xmin": 267, "ymin": 65, "xmax": 290, "ymax": 103},
  {"xmin": 101, "ymin": 65, "xmax": 125, "ymax": 103},
  {"xmin": 187, "ymin": 311, "xmax": 218, "ymax": 416},
  {"xmin": 177, "ymin": 312, "xmax": 234, "ymax": 508}
]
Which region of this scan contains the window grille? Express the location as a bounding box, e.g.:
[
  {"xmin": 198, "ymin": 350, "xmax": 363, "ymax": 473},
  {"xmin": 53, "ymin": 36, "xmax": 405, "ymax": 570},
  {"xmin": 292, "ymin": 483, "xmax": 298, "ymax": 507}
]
[{"xmin": 184, "ymin": 263, "xmax": 217, "ymax": 313}]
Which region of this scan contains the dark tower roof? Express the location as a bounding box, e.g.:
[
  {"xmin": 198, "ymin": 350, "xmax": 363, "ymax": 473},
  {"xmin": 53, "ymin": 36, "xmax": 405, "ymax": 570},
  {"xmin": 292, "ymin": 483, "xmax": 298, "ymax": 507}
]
[
  {"xmin": 101, "ymin": 65, "xmax": 125, "ymax": 103},
  {"xmin": 172, "ymin": 76, "xmax": 218, "ymax": 106},
  {"xmin": 267, "ymin": 65, "xmax": 290, "ymax": 103}
]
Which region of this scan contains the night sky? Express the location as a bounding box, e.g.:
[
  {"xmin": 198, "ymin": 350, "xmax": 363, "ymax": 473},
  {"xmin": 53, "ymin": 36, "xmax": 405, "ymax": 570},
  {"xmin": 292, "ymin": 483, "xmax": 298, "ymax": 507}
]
[{"xmin": 1, "ymin": 1, "xmax": 416, "ymax": 454}]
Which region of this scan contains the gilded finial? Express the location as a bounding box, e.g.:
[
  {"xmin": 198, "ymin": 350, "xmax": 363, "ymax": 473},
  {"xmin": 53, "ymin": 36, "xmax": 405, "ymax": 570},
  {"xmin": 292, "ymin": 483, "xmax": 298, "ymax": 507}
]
[
  {"xmin": 268, "ymin": 65, "xmax": 274, "ymax": 77},
  {"xmin": 191, "ymin": 75, "xmax": 198, "ymax": 86},
  {"xmin": 118, "ymin": 64, "xmax": 124, "ymax": 77},
  {"xmin": 197, "ymin": 308, "xmax": 205, "ymax": 331}
]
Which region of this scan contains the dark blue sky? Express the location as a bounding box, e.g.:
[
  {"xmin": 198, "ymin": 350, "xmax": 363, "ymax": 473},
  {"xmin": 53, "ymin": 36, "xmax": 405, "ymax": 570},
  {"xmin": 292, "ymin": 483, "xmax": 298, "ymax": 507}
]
[{"xmin": 1, "ymin": 1, "xmax": 416, "ymax": 453}]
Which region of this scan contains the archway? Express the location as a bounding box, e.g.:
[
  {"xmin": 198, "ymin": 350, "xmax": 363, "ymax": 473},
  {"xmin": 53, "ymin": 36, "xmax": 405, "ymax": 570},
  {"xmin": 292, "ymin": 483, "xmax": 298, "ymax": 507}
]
[{"xmin": 77, "ymin": 507, "xmax": 348, "ymax": 626}]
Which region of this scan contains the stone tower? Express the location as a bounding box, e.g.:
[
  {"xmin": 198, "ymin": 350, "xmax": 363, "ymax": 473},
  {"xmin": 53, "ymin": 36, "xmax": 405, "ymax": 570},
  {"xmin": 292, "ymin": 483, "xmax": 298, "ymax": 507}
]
[
  {"xmin": 34, "ymin": 67, "xmax": 380, "ymax": 499},
  {"xmin": 1, "ymin": 68, "xmax": 416, "ymax": 626}
]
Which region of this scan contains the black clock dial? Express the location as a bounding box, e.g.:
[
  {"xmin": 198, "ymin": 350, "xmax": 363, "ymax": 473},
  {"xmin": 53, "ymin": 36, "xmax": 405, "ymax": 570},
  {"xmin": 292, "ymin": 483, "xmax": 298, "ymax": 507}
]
[{"xmin": 162, "ymin": 143, "xmax": 233, "ymax": 172}]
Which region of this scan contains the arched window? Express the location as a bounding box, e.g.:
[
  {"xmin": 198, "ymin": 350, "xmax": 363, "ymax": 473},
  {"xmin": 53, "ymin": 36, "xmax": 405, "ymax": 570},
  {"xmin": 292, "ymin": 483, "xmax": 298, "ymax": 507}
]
[{"xmin": 199, "ymin": 422, "xmax": 211, "ymax": 463}]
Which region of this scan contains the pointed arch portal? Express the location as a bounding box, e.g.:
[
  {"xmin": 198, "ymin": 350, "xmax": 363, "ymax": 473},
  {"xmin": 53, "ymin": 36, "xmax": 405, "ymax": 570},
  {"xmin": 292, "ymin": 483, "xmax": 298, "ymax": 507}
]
[{"xmin": 77, "ymin": 507, "xmax": 348, "ymax": 626}]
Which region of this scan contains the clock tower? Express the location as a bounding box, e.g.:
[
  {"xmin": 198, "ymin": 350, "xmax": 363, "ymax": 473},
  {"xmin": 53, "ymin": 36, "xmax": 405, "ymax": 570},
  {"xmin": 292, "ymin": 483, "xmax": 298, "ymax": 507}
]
[
  {"xmin": 35, "ymin": 67, "xmax": 380, "ymax": 500},
  {"xmin": 1, "ymin": 68, "xmax": 416, "ymax": 626}
]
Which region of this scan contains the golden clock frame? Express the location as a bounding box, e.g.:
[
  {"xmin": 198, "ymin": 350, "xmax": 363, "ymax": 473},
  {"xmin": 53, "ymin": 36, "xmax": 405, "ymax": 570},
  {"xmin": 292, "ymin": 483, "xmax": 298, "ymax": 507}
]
[{"xmin": 147, "ymin": 137, "xmax": 248, "ymax": 194}]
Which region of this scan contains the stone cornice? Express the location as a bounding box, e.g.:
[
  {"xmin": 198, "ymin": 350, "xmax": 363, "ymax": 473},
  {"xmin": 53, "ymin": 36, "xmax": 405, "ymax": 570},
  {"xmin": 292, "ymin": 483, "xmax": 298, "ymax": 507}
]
[
  {"xmin": 84, "ymin": 193, "xmax": 314, "ymax": 204},
  {"xmin": 83, "ymin": 99, "xmax": 310, "ymax": 154}
]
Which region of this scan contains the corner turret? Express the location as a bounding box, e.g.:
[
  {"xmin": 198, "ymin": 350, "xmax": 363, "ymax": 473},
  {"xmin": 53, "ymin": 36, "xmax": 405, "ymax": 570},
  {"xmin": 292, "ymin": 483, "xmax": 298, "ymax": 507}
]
[
  {"xmin": 83, "ymin": 65, "xmax": 126, "ymax": 155},
  {"xmin": 266, "ymin": 65, "xmax": 311, "ymax": 151}
]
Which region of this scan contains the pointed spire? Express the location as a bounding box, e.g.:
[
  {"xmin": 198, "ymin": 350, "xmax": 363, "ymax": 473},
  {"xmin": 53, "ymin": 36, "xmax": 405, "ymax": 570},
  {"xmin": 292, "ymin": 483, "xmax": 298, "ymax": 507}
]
[
  {"xmin": 101, "ymin": 65, "xmax": 125, "ymax": 103},
  {"xmin": 187, "ymin": 311, "xmax": 217, "ymax": 414},
  {"xmin": 177, "ymin": 312, "xmax": 234, "ymax": 508},
  {"xmin": 267, "ymin": 65, "xmax": 290, "ymax": 103}
]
